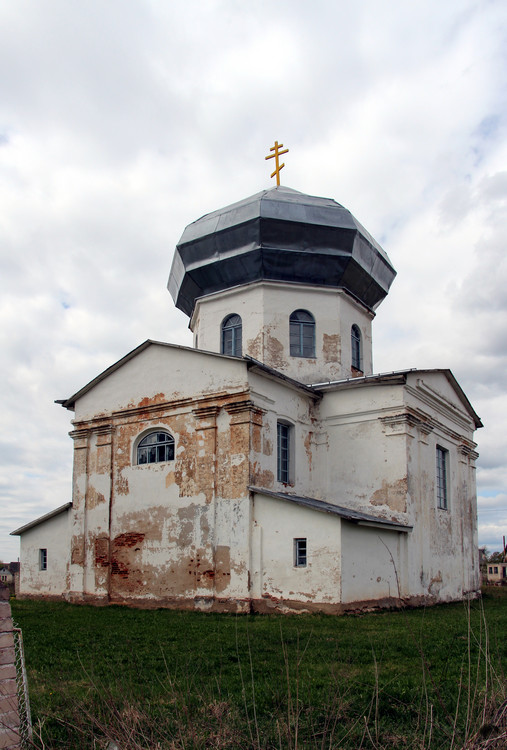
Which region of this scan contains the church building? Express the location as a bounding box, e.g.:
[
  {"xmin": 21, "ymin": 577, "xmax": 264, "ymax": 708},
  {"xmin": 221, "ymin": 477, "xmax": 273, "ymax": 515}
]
[{"xmin": 12, "ymin": 185, "xmax": 482, "ymax": 613}]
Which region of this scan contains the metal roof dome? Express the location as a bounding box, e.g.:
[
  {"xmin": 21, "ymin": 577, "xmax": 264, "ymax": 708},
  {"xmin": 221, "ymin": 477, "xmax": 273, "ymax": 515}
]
[{"xmin": 168, "ymin": 186, "xmax": 396, "ymax": 316}]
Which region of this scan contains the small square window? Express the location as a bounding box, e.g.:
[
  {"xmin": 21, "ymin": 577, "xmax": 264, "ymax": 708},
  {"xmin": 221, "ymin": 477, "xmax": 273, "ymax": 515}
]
[
  {"xmin": 294, "ymin": 538, "xmax": 307, "ymax": 567},
  {"xmin": 39, "ymin": 548, "xmax": 47, "ymax": 571}
]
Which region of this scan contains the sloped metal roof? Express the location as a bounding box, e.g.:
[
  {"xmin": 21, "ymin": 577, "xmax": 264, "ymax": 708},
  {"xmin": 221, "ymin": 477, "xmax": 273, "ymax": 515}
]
[
  {"xmin": 249, "ymin": 486, "xmax": 412, "ymax": 531},
  {"xmin": 310, "ymin": 368, "xmax": 483, "ymax": 429},
  {"xmin": 168, "ymin": 186, "xmax": 396, "ymax": 316},
  {"xmin": 11, "ymin": 503, "xmax": 72, "ymax": 536}
]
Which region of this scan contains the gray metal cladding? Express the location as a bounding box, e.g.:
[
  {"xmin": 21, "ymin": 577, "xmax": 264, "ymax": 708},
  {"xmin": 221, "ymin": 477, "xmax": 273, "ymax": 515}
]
[{"xmin": 168, "ymin": 186, "xmax": 397, "ymax": 316}]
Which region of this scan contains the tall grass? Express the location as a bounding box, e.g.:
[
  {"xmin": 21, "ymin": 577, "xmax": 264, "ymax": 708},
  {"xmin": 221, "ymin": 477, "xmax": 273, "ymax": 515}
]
[{"xmin": 12, "ymin": 588, "xmax": 507, "ymax": 749}]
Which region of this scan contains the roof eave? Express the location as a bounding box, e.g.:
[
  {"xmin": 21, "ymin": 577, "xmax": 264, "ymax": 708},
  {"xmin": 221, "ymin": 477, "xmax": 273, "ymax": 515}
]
[
  {"xmin": 245, "ymin": 356, "xmax": 322, "ymax": 399},
  {"xmin": 249, "ymin": 486, "xmax": 412, "ymax": 532},
  {"xmin": 11, "ymin": 502, "xmax": 73, "ymax": 536},
  {"xmin": 312, "ymin": 368, "xmax": 482, "ymax": 429},
  {"xmin": 56, "ymin": 339, "xmax": 249, "ymax": 411}
]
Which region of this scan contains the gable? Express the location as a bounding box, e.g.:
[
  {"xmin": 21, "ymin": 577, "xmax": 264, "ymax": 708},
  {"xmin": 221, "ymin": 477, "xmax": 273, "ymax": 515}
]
[
  {"xmin": 405, "ymin": 370, "xmax": 482, "ymax": 432},
  {"xmin": 65, "ymin": 341, "xmax": 249, "ymax": 422}
]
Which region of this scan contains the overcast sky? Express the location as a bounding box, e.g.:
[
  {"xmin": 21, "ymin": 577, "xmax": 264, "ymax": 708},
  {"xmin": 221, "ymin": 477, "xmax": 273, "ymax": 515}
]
[{"xmin": 1, "ymin": 0, "xmax": 506, "ymax": 562}]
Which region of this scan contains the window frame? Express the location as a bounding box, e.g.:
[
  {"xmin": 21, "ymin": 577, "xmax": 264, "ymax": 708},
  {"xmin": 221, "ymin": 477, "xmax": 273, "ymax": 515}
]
[
  {"xmin": 436, "ymin": 445, "xmax": 449, "ymax": 510},
  {"xmin": 136, "ymin": 431, "xmax": 175, "ymax": 466},
  {"xmin": 289, "ymin": 310, "xmax": 315, "ymax": 358},
  {"xmin": 39, "ymin": 548, "xmax": 47, "ymax": 571},
  {"xmin": 351, "ymin": 324, "xmax": 362, "ymax": 371},
  {"xmin": 277, "ymin": 421, "xmax": 293, "ymax": 484},
  {"xmin": 221, "ymin": 314, "xmax": 242, "ymax": 357},
  {"xmin": 294, "ymin": 538, "xmax": 307, "ymax": 567}
]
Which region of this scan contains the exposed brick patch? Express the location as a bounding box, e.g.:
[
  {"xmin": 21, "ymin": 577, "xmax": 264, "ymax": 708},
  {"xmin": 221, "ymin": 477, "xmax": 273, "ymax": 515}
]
[
  {"xmin": 113, "ymin": 533, "xmax": 145, "ymax": 548},
  {"xmin": 94, "ymin": 537, "xmax": 109, "ymax": 567}
]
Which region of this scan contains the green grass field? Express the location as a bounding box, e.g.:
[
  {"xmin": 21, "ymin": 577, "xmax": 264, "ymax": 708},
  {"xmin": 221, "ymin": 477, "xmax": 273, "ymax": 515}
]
[{"xmin": 11, "ymin": 588, "xmax": 507, "ymax": 749}]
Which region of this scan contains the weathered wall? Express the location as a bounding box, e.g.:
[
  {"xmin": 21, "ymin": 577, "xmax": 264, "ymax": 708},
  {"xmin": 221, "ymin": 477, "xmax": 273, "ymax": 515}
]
[
  {"xmin": 16, "ymin": 346, "xmax": 480, "ymax": 612},
  {"xmin": 250, "ymin": 492, "xmax": 342, "ymax": 610},
  {"xmin": 315, "ymin": 383, "xmax": 409, "ymax": 517},
  {"xmin": 66, "ymin": 346, "xmax": 260, "ymax": 609},
  {"xmin": 73, "ymin": 342, "xmax": 249, "ymax": 422},
  {"xmin": 17, "ymin": 509, "xmax": 70, "ymax": 598},
  {"xmin": 340, "ymin": 524, "xmax": 408, "ymax": 604},
  {"xmin": 247, "ymin": 370, "xmax": 319, "ymax": 498},
  {"xmin": 191, "ymin": 281, "xmax": 374, "ymax": 383},
  {"xmin": 404, "ymin": 372, "xmax": 480, "ymax": 601},
  {"xmin": 316, "ymin": 373, "xmax": 480, "ymax": 603},
  {"xmin": 0, "ymin": 586, "xmax": 21, "ymax": 750}
]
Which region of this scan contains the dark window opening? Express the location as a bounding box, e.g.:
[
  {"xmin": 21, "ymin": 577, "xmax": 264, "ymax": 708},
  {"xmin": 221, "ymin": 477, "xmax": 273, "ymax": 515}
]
[
  {"xmin": 290, "ymin": 310, "xmax": 315, "ymax": 358},
  {"xmin": 277, "ymin": 422, "xmax": 291, "ymax": 484},
  {"xmin": 294, "ymin": 538, "xmax": 307, "ymax": 567},
  {"xmin": 351, "ymin": 324, "xmax": 362, "ymax": 371},
  {"xmin": 221, "ymin": 314, "xmax": 242, "ymax": 357},
  {"xmin": 39, "ymin": 548, "xmax": 47, "ymax": 571},
  {"xmin": 436, "ymin": 445, "xmax": 449, "ymax": 510}
]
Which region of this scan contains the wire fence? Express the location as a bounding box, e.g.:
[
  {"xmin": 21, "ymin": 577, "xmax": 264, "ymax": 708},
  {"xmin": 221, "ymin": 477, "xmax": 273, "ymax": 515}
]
[{"xmin": 12, "ymin": 626, "xmax": 32, "ymax": 748}]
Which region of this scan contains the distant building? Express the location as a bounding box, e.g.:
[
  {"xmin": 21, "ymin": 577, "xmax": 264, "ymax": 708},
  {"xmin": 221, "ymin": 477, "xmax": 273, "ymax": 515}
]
[
  {"xmin": 486, "ymin": 563, "xmax": 507, "ymax": 584},
  {"xmin": 0, "ymin": 567, "xmax": 13, "ymax": 586},
  {"xmin": 12, "ymin": 186, "xmax": 482, "ymax": 612}
]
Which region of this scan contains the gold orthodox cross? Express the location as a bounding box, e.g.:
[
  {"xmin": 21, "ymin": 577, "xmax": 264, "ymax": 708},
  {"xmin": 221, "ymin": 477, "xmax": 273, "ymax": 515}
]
[{"xmin": 265, "ymin": 140, "xmax": 289, "ymax": 185}]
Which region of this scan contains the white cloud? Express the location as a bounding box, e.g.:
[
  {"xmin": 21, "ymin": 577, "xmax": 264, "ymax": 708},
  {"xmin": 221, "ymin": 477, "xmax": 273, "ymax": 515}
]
[{"xmin": 1, "ymin": 0, "xmax": 507, "ymax": 561}]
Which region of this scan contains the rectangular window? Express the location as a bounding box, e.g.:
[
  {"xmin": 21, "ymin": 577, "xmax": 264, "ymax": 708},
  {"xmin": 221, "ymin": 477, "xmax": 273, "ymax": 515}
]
[
  {"xmin": 494, "ymin": 566, "xmax": 498, "ymax": 574},
  {"xmin": 294, "ymin": 538, "xmax": 307, "ymax": 567},
  {"xmin": 39, "ymin": 548, "xmax": 47, "ymax": 571},
  {"xmin": 489, "ymin": 566, "xmax": 493, "ymax": 574},
  {"xmin": 277, "ymin": 422, "xmax": 290, "ymax": 483},
  {"xmin": 436, "ymin": 446, "xmax": 449, "ymax": 510}
]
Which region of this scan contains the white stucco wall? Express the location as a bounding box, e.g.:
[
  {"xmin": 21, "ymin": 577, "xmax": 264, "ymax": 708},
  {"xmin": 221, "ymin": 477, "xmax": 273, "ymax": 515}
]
[
  {"xmin": 74, "ymin": 343, "xmax": 249, "ymax": 422},
  {"xmin": 66, "ymin": 349, "xmax": 259, "ymax": 607},
  {"xmin": 192, "ymin": 281, "xmax": 374, "ymax": 383},
  {"xmin": 18, "ymin": 509, "xmax": 71, "ymax": 597},
  {"xmin": 309, "ymin": 372, "xmax": 479, "ymax": 604},
  {"xmin": 251, "ymin": 492, "xmax": 342, "ymax": 607},
  {"xmin": 22, "ymin": 343, "xmax": 479, "ymax": 612},
  {"xmin": 247, "ymin": 370, "xmax": 318, "ymax": 498},
  {"xmin": 315, "ymin": 383, "xmax": 409, "ymax": 516},
  {"xmin": 341, "ymin": 524, "xmax": 409, "ymax": 603},
  {"xmin": 403, "ymin": 372, "xmax": 480, "ymax": 600}
]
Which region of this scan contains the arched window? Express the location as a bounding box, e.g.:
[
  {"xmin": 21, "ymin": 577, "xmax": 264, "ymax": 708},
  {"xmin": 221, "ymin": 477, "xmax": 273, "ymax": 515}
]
[
  {"xmin": 351, "ymin": 325, "xmax": 362, "ymax": 371},
  {"xmin": 137, "ymin": 431, "xmax": 174, "ymax": 465},
  {"xmin": 289, "ymin": 310, "xmax": 315, "ymax": 358},
  {"xmin": 221, "ymin": 314, "xmax": 242, "ymax": 357}
]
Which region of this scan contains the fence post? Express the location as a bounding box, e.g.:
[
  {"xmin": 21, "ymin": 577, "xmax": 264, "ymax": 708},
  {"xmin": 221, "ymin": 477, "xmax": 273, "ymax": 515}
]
[{"xmin": 0, "ymin": 584, "xmax": 21, "ymax": 750}]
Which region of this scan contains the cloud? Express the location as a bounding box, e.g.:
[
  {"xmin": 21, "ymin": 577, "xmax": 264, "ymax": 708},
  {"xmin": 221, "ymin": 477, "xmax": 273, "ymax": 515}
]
[{"xmin": 1, "ymin": 0, "xmax": 507, "ymax": 561}]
